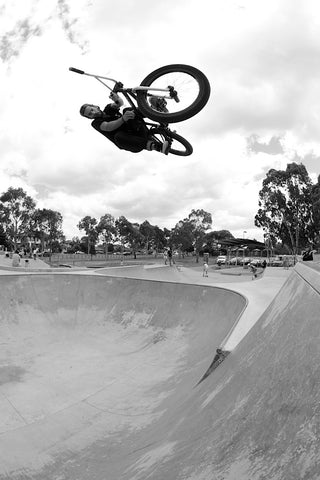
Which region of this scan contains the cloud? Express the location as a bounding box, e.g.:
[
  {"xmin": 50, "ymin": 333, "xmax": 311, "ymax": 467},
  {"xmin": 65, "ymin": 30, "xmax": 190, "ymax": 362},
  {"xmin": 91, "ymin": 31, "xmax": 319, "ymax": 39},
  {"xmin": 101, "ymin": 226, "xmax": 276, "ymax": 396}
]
[
  {"xmin": 0, "ymin": 0, "xmax": 90, "ymax": 63},
  {"xmin": 199, "ymin": 1, "xmax": 320, "ymax": 141},
  {"xmin": 0, "ymin": 18, "xmax": 42, "ymax": 62},
  {"xmin": 1, "ymin": 0, "xmax": 320, "ymax": 243},
  {"xmin": 247, "ymin": 134, "xmax": 284, "ymax": 155},
  {"xmin": 56, "ymin": 0, "xmax": 89, "ymax": 52}
]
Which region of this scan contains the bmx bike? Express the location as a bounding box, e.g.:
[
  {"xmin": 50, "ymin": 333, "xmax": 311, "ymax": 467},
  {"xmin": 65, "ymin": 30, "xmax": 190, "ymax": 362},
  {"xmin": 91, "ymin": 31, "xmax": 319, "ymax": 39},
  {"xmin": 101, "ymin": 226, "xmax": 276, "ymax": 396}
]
[{"xmin": 69, "ymin": 64, "xmax": 211, "ymax": 156}]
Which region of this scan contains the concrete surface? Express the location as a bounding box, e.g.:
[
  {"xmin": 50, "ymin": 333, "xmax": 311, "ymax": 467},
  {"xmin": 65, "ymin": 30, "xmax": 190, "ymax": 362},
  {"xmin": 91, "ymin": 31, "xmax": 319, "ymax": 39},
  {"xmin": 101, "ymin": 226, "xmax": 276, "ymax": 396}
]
[
  {"xmin": 0, "ymin": 262, "xmax": 319, "ymax": 479},
  {"xmin": 93, "ymin": 263, "xmax": 291, "ymax": 351}
]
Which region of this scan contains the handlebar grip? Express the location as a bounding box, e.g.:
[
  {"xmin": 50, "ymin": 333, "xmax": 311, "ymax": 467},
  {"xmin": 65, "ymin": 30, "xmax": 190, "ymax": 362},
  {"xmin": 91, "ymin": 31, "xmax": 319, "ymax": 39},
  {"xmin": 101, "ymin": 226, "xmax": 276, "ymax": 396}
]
[
  {"xmin": 168, "ymin": 86, "xmax": 180, "ymax": 103},
  {"xmin": 69, "ymin": 67, "xmax": 85, "ymax": 74}
]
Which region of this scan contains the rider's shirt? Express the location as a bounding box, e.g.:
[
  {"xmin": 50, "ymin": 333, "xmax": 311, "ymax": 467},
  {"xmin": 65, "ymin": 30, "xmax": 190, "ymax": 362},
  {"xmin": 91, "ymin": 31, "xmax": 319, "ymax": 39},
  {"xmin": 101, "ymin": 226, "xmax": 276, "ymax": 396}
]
[
  {"xmin": 91, "ymin": 104, "xmax": 149, "ymax": 153},
  {"xmin": 91, "ymin": 105, "xmax": 124, "ymax": 143}
]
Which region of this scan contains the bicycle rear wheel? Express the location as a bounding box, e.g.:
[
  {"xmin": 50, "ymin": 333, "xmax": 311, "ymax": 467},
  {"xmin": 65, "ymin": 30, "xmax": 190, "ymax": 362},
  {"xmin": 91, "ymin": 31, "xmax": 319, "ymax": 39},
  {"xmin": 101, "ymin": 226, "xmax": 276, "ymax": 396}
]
[
  {"xmin": 150, "ymin": 128, "xmax": 193, "ymax": 156},
  {"xmin": 137, "ymin": 64, "xmax": 211, "ymax": 124}
]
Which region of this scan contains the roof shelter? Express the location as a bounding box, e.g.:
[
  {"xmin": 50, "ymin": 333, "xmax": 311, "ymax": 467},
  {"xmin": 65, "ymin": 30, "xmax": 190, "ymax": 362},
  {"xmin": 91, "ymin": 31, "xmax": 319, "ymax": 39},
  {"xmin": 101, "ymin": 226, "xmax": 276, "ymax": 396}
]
[{"xmin": 217, "ymin": 238, "xmax": 266, "ymax": 251}]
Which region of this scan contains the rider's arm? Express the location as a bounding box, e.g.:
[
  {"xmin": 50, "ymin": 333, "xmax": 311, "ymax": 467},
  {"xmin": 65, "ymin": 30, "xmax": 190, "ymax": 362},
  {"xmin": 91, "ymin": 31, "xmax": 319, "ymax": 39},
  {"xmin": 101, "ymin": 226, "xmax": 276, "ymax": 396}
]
[
  {"xmin": 100, "ymin": 117, "xmax": 126, "ymax": 132},
  {"xmin": 100, "ymin": 110, "xmax": 135, "ymax": 132},
  {"xmin": 109, "ymin": 92, "xmax": 124, "ymax": 108}
]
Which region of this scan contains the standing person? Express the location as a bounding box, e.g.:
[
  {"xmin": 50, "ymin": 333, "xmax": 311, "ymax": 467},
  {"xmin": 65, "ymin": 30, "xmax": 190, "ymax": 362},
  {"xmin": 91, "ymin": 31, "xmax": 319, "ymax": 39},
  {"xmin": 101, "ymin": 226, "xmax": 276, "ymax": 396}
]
[
  {"xmin": 203, "ymin": 262, "xmax": 209, "ymax": 277},
  {"xmin": 12, "ymin": 250, "xmax": 21, "ymax": 267},
  {"xmin": 249, "ymin": 262, "xmax": 258, "ymax": 280},
  {"xmin": 167, "ymin": 249, "xmax": 173, "ymax": 266},
  {"xmin": 80, "ymin": 93, "xmax": 169, "ymax": 154},
  {"xmin": 302, "ymin": 247, "xmax": 314, "ymax": 261},
  {"xmin": 163, "ymin": 250, "xmax": 168, "ymax": 265}
]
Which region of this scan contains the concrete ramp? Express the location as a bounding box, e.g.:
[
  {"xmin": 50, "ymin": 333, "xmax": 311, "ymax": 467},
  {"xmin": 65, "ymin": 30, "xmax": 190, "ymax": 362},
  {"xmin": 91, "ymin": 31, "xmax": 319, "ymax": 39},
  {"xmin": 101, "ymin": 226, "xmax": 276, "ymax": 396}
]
[
  {"xmin": 120, "ymin": 263, "xmax": 320, "ymax": 480},
  {"xmin": 1, "ymin": 264, "xmax": 319, "ymax": 479},
  {"xmin": 0, "ymin": 274, "xmax": 245, "ymax": 479}
]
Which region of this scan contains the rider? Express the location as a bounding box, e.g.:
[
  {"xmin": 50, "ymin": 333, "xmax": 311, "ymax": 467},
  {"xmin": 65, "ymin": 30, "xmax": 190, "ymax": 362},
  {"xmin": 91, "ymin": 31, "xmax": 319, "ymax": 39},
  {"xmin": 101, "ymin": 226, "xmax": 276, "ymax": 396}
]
[{"xmin": 80, "ymin": 93, "xmax": 170, "ymax": 154}]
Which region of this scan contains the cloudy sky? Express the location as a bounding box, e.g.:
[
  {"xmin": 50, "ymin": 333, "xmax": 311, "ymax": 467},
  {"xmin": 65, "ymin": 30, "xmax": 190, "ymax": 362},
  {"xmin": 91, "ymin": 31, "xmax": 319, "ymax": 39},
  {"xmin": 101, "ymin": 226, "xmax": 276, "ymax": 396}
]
[{"xmin": 1, "ymin": 0, "xmax": 320, "ymax": 241}]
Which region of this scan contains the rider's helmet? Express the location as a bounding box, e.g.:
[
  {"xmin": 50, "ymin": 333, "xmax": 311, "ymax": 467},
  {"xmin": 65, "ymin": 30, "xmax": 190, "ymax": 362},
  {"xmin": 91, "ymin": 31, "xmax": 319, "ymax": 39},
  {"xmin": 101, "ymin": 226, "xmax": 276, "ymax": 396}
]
[{"xmin": 149, "ymin": 96, "xmax": 168, "ymax": 113}]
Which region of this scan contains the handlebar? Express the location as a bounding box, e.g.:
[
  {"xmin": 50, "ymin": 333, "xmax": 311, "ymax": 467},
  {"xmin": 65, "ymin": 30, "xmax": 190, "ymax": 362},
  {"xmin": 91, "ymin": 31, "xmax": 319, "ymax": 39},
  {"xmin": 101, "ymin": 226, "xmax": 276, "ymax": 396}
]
[
  {"xmin": 69, "ymin": 67, "xmax": 175, "ymax": 102},
  {"xmin": 69, "ymin": 67, "xmax": 85, "ymax": 74}
]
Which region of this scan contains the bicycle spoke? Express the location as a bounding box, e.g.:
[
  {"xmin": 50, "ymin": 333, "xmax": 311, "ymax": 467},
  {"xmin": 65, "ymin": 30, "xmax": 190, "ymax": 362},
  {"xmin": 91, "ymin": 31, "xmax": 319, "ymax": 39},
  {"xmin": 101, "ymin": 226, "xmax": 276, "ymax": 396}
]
[{"xmin": 146, "ymin": 72, "xmax": 201, "ymax": 115}]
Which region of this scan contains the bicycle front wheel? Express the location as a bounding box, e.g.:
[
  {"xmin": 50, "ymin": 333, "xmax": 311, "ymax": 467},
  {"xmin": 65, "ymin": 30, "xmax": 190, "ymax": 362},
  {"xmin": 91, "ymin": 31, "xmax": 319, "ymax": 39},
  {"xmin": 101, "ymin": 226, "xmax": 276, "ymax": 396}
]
[{"xmin": 137, "ymin": 64, "xmax": 211, "ymax": 124}]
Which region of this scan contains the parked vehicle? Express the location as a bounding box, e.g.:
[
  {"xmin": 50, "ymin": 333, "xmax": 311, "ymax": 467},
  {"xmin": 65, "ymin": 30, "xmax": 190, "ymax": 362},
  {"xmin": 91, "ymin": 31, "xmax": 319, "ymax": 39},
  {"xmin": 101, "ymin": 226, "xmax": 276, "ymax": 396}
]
[
  {"xmin": 240, "ymin": 257, "xmax": 252, "ymax": 266},
  {"xmin": 216, "ymin": 255, "xmax": 227, "ymax": 266},
  {"xmin": 250, "ymin": 258, "xmax": 264, "ymax": 267},
  {"xmin": 230, "ymin": 257, "xmax": 241, "ymax": 265},
  {"xmin": 270, "ymin": 256, "xmax": 284, "ymax": 267},
  {"xmin": 269, "ymin": 255, "xmax": 295, "ymax": 267}
]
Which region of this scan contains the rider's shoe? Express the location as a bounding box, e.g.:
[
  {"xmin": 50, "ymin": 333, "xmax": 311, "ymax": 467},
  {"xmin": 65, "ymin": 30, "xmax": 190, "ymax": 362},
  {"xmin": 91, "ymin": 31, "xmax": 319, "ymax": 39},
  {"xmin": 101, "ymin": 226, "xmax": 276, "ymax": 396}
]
[
  {"xmin": 161, "ymin": 140, "xmax": 170, "ymax": 155},
  {"xmin": 149, "ymin": 96, "xmax": 169, "ymax": 113},
  {"xmin": 147, "ymin": 139, "xmax": 170, "ymax": 155}
]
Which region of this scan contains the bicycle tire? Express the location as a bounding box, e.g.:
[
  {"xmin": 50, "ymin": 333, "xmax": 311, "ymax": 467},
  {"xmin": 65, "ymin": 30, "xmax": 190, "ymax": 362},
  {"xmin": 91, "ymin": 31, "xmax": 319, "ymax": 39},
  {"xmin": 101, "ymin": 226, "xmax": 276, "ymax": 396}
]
[
  {"xmin": 137, "ymin": 64, "xmax": 211, "ymax": 124},
  {"xmin": 150, "ymin": 128, "xmax": 193, "ymax": 156},
  {"xmin": 168, "ymin": 131, "xmax": 193, "ymax": 156}
]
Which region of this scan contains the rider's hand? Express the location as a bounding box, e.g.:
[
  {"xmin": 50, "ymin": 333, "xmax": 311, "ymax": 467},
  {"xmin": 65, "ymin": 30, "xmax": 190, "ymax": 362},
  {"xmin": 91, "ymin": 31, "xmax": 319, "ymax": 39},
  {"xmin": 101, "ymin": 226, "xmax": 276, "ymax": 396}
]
[
  {"xmin": 109, "ymin": 92, "xmax": 124, "ymax": 107},
  {"xmin": 122, "ymin": 110, "xmax": 135, "ymax": 122}
]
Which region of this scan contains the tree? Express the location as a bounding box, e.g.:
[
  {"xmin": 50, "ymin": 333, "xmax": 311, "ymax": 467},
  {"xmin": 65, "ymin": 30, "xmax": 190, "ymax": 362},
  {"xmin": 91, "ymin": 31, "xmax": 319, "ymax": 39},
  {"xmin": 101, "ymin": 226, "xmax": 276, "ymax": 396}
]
[
  {"xmin": 204, "ymin": 230, "xmax": 234, "ymax": 254},
  {"xmin": 138, "ymin": 221, "xmax": 166, "ymax": 254},
  {"xmin": 170, "ymin": 209, "xmax": 213, "ymax": 260},
  {"xmin": 255, "ymin": 163, "xmax": 314, "ymax": 254},
  {"xmin": 170, "ymin": 220, "xmax": 194, "ymax": 253},
  {"xmin": 163, "ymin": 227, "xmax": 171, "ymax": 247},
  {"xmin": 0, "ymin": 187, "xmax": 36, "ymax": 249},
  {"xmin": 31, "ymin": 208, "xmax": 63, "ymax": 253},
  {"xmin": 209, "ymin": 230, "xmax": 234, "ymax": 241},
  {"xmin": 115, "ymin": 216, "xmax": 144, "ymax": 257},
  {"xmin": 0, "ymin": 224, "xmax": 9, "ymax": 249},
  {"xmin": 97, "ymin": 213, "xmax": 116, "ymax": 256},
  {"xmin": 139, "ymin": 220, "xmax": 155, "ymax": 252},
  {"xmin": 188, "ymin": 209, "xmax": 213, "ymax": 259},
  {"xmin": 153, "ymin": 225, "xmax": 167, "ymax": 253},
  {"xmin": 77, "ymin": 216, "xmax": 99, "ymax": 254},
  {"xmin": 311, "ymin": 175, "xmax": 320, "ymax": 246},
  {"xmin": 67, "ymin": 237, "xmax": 82, "ymax": 253}
]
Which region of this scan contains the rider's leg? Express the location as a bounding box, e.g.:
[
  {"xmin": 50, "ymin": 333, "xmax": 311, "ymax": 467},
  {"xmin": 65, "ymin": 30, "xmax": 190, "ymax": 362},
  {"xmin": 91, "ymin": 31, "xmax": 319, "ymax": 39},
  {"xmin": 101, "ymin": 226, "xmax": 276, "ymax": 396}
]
[
  {"xmin": 122, "ymin": 108, "xmax": 147, "ymax": 134},
  {"xmin": 113, "ymin": 131, "xmax": 169, "ymax": 154},
  {"xmin": 121, "ymin": 109, "xmax": 169, "ymax": 154},
  {"xmin": 113, "ymin": 131, "xmax": 147, "ymax": 153}
]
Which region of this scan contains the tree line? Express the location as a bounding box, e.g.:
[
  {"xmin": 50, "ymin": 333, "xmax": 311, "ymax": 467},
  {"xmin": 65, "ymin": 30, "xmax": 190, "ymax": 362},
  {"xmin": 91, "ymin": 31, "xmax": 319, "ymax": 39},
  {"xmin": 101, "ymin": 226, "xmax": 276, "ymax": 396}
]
[
  {"xmin": 54, "ymin": 209, "xmax": 217, "ymax": 257},
  {"xmin": 0, "ymin": 187, "xmax": 63, "ymax": 253},
  {"xmin": 0, "ymin": 187, "xmax": 218, "ymax": 257},
  {"xmin": 255, "ymin": 162, "xmax": 320, "ymax": 254},
  {"xmin": 0, "ymin": 162, "xmax": 319, "ymax": 256}
]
